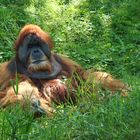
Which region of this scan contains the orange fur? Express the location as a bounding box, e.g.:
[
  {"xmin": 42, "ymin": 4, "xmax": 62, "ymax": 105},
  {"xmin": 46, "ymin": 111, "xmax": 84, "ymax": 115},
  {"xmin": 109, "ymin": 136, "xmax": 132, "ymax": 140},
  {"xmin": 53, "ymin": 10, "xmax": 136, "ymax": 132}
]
[
  {"xmin": 15, "ymin": 24, "xmax": 54, "ymax": 51},
  {"xmin": 83, "ymin": 69, "xmax": 128, "ymax": 95},
  {"xmin": 0, "ymin": 81, "xmax": 54, "ymax": 116},
  {"xmin": 0, "ymin": 24, "xmax": 129, "ymax": 116}
]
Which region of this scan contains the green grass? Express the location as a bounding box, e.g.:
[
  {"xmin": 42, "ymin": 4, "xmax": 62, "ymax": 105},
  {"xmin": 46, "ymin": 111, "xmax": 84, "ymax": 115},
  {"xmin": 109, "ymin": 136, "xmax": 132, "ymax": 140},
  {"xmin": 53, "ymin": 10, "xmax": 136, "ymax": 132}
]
[
  {"xmin": 0, "ymin": 0, "xmax": 140, "ymax": 139},
  {"xmin": 0, "ymin": 78, "xmax": 140, "ymax": 140}
]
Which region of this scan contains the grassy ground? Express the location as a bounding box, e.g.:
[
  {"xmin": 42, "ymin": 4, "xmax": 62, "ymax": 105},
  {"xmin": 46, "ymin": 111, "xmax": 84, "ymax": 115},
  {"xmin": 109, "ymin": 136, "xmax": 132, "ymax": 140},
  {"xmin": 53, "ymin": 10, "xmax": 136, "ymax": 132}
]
[
  {"xmin": 0, "ymin": 79, "xmax": 140, "ymax": 140},
  {"xmin": 0, "ymin": 0, "xmax": 140, "ymax": 139}
]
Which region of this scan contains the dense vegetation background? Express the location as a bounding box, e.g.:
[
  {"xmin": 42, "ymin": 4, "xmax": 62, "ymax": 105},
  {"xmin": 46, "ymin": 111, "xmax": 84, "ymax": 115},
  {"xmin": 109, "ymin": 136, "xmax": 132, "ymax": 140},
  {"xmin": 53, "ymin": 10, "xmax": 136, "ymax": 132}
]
[{"xmin": 0, "ymin": 0, "xmax": 140, "ymax": 139}]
